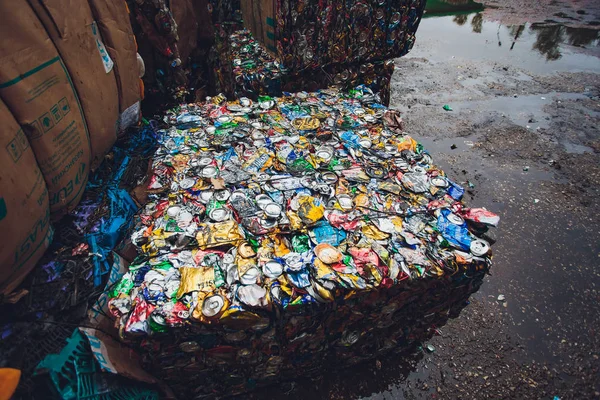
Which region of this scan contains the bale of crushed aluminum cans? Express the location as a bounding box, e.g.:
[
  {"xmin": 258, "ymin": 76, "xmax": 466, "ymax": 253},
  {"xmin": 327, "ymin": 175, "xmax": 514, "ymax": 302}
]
[
  {"xmin": 222, "ymin": 29, "xmax": 396, "ymax": 105},
  {"xmin": 107, "ymin": 86, "xmax": 499, "ymax": 397},
  {"xmin": 242, "ymin": 0, "xmax": 426, "ymax": 72}
]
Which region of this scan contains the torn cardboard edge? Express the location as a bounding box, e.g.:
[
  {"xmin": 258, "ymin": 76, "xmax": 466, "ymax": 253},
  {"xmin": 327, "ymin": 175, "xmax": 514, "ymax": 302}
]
[
  {"xmin": 79, "ymin": 327, "xmax": 156, "ymax": 384},
  {"xmin": 78, "ymin": 327, "xmax": 176, "ymax": 397}
]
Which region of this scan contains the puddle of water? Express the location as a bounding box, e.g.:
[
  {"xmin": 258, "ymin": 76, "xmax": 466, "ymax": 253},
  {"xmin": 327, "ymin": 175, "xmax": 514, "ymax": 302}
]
[{"xmin": 411, "ymin": 13, "xmax": 600, "ymax": 74}]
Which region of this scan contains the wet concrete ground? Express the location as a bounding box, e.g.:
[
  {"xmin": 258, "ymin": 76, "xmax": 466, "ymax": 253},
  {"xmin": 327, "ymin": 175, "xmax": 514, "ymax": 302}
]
[
  {"xmin": 386, "ymin": 8, "xmax": 600, "ymax": 397},
  {"xmin": 250, "ymin": 1, "xmax": 600, "ymax": 399}
]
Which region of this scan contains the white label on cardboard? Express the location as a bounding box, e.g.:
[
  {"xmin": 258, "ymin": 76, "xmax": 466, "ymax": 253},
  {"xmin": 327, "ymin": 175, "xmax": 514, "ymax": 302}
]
[
  {"xmin": 80, "ymin": 328, "xmax": 118, "ymax": 374},
  {"xmin": 91, "ymin": 21, "xmax": 114, "ymax": 73},
  {"xmin": 119, "ymin": 101, "xmax": 141, "ymax": 132},
  {"xmin": 78, "ymin": 327, "xmax": 158, "ymax": 384}
]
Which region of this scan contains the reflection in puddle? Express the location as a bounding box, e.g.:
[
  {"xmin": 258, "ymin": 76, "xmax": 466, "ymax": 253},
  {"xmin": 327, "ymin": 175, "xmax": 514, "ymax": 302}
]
[
  {"xmin": 471, "ymin": 12, "xmax": 483, "ymax": 33},
  {"xmin": 530, "ymin": 23, "xmax": 600, "ymax": 60},
  {"xmin": 565, "ymin": 26, "xmax": 600, "ymax": 47},
  {"xmin": 411, "ymin": 12, "xmax": 600, "ymax": 74},
  {"xmin": 423, "ymin": 1, "xmax": 600, "ymax": 62}
]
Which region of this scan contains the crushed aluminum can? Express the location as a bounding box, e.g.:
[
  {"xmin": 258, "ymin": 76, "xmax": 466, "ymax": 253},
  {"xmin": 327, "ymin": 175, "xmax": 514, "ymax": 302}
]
[
  {"xmin": 263, "ymin": 260, "xmax": 284, "ymax": 279},
  {"xmin": 209, "ymin": 207, "xmax": 231, "ymax": 222},
  {"xmin": 430, "ymin": 176, "xmax": 449, "ymax": 188},
  {"xmin": 446, "ymin": 212, "xmax": 465, "ymax": 226},
  {"xmin": 179, "ymin": 177, "xmax": 196, "ymax": 189},
  {"xmin": 315, "ymin": 146, "xmax": 334, "ymax": 162},
  {"xmin": 201, "ymin": 293, "xmax": 229, "ymax": 318},
  {"xmin": 470, "ymin": 239, "xmax": 491, "ymax": 256},
  {"xmin": 336, "ymin": 194, "xmax": 354, "ymax": 211},
  {"xmin": 202, "ymin": 165, "xmax": 219, "ymax": 178},
  {"xmin": 264, "ymin": 203, "xmax": 282, "ymax": 219},
  {"xmin": 314, "ymin": 243, "xmax": 343, "ymax": 264},
  {"xmin": 214, "ymin": 189, "xmax": 231, "ymax": 202}
]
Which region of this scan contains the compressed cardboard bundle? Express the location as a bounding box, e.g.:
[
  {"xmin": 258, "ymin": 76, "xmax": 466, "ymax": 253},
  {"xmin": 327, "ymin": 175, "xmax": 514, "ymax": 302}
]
[
  {"xmin": 240, "ymin": 0, "xmax": 275, "ymax": 54},
  {"xmin": 0, "ymin": 99, "xmax": 53, "ymax": 296},
  {"xmin": 0, "ymin": 1, "xmax": 91, "ymax": 217},
  {"xmin": 170, "ymin": 0, "xmax": 199, "ymax": 64},
  {"xmin": 107, "ymin": 88, "xmax": 498, "ymax": 396},
  {"xmin": 169, "ymin": 0, "xmax": 214, "ymax": 97},
  {"xmin": 242, "ymin": 0, "xmax": 427, "ymax": 72},
  {"xmin": 29, "ymin": 0, "xmax": 120, "ymax": 169},
  {"xmin": 88, "ymin": 0, "xmax": 141, "ymax": 133}
]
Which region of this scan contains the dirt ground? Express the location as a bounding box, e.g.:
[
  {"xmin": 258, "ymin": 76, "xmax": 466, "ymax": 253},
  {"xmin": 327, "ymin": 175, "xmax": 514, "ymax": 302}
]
[
  {"xmin": 483, "ymin": 0, "xmax": 600, "ymax": 27},
  {"xmin": 383, "ymin": 1, "xmax": 600, "ymax": 398},
  {"xmin": 249, "ymin": 1, "xmax": 600, "ymax": 399}
]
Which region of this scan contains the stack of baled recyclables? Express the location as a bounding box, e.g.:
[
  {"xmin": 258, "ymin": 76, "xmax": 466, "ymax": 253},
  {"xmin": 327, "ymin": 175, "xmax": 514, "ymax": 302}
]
[
  {"xmin": 230, "ymin": 0, "xmax": 426, "ymax": 105},
  {"xmin": 0, "ymin": 0, "xmax": 141, "ymax": 296}
]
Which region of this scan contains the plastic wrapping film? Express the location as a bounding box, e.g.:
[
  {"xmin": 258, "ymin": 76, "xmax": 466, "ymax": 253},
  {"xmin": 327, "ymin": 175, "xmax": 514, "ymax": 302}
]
[{"xmin": 107, "ymin": 87, "xmax": 499, "ymax": 397}]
